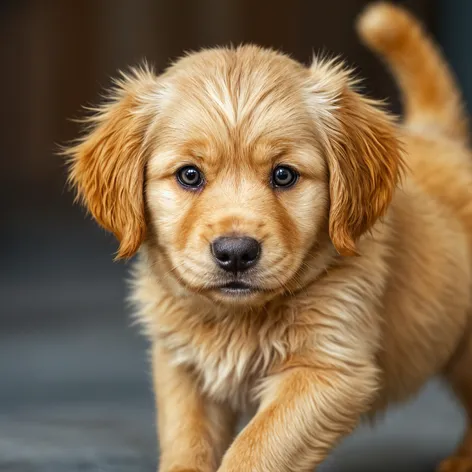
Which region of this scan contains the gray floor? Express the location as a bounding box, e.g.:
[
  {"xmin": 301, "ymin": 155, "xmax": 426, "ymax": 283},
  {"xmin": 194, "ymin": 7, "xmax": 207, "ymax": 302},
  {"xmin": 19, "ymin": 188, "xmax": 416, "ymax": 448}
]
[{"xmin": 0, "ymin": 207, "xmax": 466, "ymax": 471}]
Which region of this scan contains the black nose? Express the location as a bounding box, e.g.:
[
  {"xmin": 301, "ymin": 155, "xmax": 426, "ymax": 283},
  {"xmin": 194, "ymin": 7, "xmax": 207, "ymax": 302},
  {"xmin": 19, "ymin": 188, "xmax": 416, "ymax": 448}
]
[{"xmin": 211, "ymin": 237, "xmax": 261, "ymax": 273}]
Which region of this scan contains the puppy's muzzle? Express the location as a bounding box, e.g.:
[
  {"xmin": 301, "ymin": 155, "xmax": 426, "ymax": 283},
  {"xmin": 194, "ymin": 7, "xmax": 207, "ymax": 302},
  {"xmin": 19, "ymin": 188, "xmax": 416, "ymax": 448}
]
[{"xmin": 211, "ymin": 236, "xmax": 261, "ymax": 274}]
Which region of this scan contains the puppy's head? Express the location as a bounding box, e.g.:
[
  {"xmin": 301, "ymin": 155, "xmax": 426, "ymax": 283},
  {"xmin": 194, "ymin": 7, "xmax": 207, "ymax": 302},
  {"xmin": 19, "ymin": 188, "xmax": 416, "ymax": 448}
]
[{"xmin": 67, "ymin": 46, "xmax": 402, "ymax": 305}]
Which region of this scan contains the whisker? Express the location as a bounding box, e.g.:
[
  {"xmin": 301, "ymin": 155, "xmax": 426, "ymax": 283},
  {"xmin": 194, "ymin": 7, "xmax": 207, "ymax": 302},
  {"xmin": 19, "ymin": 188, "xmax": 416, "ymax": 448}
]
[{"xmin": 161, "ymin": 261, "xmax": 187, "ymax": 279}]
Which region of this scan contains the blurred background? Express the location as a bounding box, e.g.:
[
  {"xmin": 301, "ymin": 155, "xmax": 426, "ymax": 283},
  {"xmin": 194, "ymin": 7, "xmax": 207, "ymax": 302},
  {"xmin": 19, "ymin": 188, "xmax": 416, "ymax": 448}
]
[{"xmin": 1, "ymin": 1, "xmax": 471, "ymax": 471}]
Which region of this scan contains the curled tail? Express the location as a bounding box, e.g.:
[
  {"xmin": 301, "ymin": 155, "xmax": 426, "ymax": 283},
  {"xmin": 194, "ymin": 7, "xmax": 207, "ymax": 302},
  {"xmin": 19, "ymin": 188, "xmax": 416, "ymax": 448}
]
[{"xmin": 357, "ymin": 2, "xmax": 469, "ymax": 144}]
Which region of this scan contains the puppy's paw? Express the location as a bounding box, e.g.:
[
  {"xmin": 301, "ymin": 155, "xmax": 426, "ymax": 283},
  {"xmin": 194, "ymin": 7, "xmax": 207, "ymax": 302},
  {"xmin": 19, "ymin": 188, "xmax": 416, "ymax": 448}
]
[
  {"xmin": 437, "ymin": 457, "xmax": 472, "ymax": 472},
  {"xmin": 159, "ymin": 467, "xmax": 206, "ymax": 472},
  {"xmin": 160, "ymin": 469, "xmax": 204, "ymax": 472}
]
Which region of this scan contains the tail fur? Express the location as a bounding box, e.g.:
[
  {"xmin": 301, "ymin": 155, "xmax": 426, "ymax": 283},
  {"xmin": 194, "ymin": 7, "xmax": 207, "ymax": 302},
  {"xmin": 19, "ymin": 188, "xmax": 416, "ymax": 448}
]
[{"xmin": 357, "ymin": 2, "xmax": 469, "ymax": 143}]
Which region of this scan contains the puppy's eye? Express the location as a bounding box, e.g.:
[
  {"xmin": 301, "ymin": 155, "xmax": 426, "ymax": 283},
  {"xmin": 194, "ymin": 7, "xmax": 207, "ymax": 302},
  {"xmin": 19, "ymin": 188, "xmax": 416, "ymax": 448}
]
[
  {"xmin": 271, "ymin": 165, "xmax": 298, "ymax": 189},
  {"xmin": 176, "ymin": 165, "xmax": 204, "ymax": 189}
]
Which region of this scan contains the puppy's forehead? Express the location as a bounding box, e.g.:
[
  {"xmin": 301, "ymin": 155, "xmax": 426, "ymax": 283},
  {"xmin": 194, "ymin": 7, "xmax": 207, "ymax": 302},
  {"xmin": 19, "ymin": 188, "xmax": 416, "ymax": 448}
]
[{"xmin": 159, "ymin": 46, "xmax": 315, "ymax": 155}]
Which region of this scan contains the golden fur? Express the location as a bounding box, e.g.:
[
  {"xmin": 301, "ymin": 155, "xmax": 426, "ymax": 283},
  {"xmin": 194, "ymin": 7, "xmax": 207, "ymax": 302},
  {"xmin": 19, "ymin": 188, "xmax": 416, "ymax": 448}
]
[{"xmin": 66, "ymin": 3, "xmax": 472, "ymax": 471}]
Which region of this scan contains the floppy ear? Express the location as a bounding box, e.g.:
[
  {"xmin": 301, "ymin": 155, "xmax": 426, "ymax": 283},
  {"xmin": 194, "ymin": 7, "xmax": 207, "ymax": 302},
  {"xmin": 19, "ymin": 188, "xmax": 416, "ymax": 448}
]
[
  {"xmin": 65, "ymin": 66, "xmax": 158, "ymax": 259},
  {"xmin": 308, "ymin": 58, "xmax": 404, "ymax": 256}
]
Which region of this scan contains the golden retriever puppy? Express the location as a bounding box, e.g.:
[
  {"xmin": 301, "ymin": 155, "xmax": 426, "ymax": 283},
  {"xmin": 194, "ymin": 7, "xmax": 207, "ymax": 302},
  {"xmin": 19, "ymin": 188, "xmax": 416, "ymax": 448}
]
[{"xmin": 66, "ymin": 2, "xmax": 472, "ymax": 471}]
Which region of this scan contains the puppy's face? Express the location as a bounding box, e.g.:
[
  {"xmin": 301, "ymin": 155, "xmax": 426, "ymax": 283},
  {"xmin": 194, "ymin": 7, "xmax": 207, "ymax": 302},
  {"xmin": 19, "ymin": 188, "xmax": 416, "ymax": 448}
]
[
  {"xmin": 145, "ymin": 50, "xmax": 328, "ymax": 304},
  {"xmin": 67, "ymin": 46, "xmax": 402, "ymax": 306}
]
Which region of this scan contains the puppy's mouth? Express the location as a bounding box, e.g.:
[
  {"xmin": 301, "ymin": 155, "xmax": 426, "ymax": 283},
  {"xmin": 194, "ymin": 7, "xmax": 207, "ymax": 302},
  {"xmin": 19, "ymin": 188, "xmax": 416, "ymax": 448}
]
[{"xmin": 217, "ymin": 281, "xmax": 258, "ymax": 296}]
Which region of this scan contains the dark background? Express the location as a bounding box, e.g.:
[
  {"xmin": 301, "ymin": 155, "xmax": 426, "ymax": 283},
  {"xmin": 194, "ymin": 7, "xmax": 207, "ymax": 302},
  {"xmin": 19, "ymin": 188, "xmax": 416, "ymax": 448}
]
[{"xmin": 1, "ymin": 1, "xmax": 471, "ymax": 471}]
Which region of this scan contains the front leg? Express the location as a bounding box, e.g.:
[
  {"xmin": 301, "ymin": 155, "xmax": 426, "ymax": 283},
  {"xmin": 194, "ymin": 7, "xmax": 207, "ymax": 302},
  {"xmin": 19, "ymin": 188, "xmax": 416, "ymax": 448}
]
[
  {"xmin": 219, "ymin": 359, "xmax": 379, "ymax": 472},
  {"xmin": 153, "ymin": 344, "xmax": 235, "ymax": 472}
]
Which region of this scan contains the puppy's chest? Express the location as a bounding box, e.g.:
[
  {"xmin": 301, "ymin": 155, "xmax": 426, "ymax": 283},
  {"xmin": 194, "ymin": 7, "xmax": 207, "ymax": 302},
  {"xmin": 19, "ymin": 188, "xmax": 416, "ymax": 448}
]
[{"xmin": 158, "ymin": 320, "xmax": 289, "ymax": 410}]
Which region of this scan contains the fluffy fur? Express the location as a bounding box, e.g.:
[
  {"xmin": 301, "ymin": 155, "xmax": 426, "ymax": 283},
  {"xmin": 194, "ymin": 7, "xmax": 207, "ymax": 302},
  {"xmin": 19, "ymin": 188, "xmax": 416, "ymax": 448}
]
[{"xmin": 66, "ymin": 3, "xmax": 472, "ymax": 471}]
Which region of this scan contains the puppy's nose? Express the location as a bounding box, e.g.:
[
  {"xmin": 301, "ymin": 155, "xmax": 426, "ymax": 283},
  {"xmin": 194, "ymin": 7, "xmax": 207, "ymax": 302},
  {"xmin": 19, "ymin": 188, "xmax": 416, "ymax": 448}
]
[{"xmin": 211, "ymin": 237, "xmax": 261, "ymax": 273}]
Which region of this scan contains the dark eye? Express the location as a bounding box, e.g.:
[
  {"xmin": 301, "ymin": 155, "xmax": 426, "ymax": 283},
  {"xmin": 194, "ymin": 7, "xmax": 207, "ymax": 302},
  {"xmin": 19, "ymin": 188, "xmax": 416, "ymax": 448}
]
[
  {"xmin": 176, "ymin": 165, "xmax": 204, "ymax": 189},
  {"xmin": 271, "ymin": 165, "xmax": 298, "ymax": 189}
]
